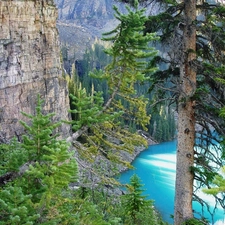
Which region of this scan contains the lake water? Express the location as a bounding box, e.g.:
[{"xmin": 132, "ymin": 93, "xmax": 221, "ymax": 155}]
[{"xmin": 119, "ymin": 140, "xmax": 225, "ymax": 225}]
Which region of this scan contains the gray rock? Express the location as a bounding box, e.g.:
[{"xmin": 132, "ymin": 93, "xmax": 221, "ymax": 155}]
[{"xmin": 0, "ymin": 0, "xmax": 70, "ymax": 140}]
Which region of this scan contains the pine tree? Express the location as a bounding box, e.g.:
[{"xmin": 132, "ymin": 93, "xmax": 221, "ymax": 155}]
[
  {"xmin": 0, "ymin": 186, "xmax": 40, "ymax": 225},
  {"xmin": 20, "ymin": 97, "xmax": 61, "ymax": 162},
  {"xmin": 0, "ymin": 95, "xmax": 78, "ymax": 224},
  {"xmin": 100, "ymin": 1, "xmax": 158, "ymax": 129},
  {"xmin": 67, "ymin": 1, "xmax": 158, "ymax": 187},
  {"xmin": 121, "ymin": 0, "xmax": 225, "ymax": 223},
  {"xmin": 121, "ymin": 174, "xmax": 158, "ymax": 225}
]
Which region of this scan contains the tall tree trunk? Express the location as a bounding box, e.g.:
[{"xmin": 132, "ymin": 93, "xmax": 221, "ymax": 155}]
[{"xmin": 174, "ymin": 1, "xmax": 196, "ymax": 225}]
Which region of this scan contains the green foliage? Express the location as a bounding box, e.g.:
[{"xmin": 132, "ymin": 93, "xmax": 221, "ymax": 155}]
[
  {"xmin": 121, "ymin": 174, "xmax": 159, "ymax": 225},
  {"xmin": 0, "ymin": 95, "xmax": 79, "ymax": 224},
  {"xmin": 64, "ymin": 2, "xmax": 159, "ymax": 184},
  {"xmin": 70, "ymin": 187, "xmax": 123, "ymax": 225},
  {"xmin": 61, "ymin": 45, "xmax": 68, "ymax": 61},
  {"xmin": 182, "ymin": 218, "xmax": 206, "ymax": 225},
  {"xmin": 148, "ymin": 105, "xmax": 176, "ymax": 142},
  {"xmin": 65, "ymin": 63, "xmax": 80, "ymax": 97},
  {"xmin": 99, "ymin": 2, "xmax": 158, "ymax": 130},
  {"xmin": 0, "ymin": 186, "xmax": 40, "ymax": 225},
  {"xmin": 203, "ymin": 166, "xmax": 225, "ymax": 195},
  {"xmin": 20, "ymin": 95, "xmax": 61, "ymax": 162},
  {"xmin": 69, "ymin": 85, "xmax": 122, "ymax": 131},
  {"xmin": 0, "ymin": 138, "xmax": 27, "ymax": 175},
  {"xmin": 52, "ymin": 197, "xmax": 110, "ymax": 225},
  {"xmin": 19, "ymin": 96, "xmax": 78, "ymax": 220},
  {"xmin": 72, "ymin": 46, "xmax": 176, "ymax": 142},
  {"xmin": 72, "ymin": 40, "xmax": 111, "ymax": 96}
]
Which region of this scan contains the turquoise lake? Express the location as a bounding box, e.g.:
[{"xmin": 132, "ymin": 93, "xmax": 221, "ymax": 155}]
[{"xmin": 118, "ymin": 140, "xmax": 225, "ymax": 225}]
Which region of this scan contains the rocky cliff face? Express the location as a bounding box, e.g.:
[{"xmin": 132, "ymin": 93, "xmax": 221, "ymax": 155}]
[{"xmin": 0, "ymin": 0, "xmax": 71, "ymax": 140}]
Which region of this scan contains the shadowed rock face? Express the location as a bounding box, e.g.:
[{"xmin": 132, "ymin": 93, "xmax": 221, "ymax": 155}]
[{"xmin": 0, "ymin": 0, "xmax": 71, "ymax": 140}]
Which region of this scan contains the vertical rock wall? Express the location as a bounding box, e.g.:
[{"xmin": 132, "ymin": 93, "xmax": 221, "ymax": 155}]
[{"xmin": 0, "ymin": 0, "xmax": 70, "ymax": 140}]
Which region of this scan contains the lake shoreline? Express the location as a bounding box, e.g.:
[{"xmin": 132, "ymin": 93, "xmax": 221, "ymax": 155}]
[
  {"xmin": 118, "ymin": 135, "xmax": 158, "ymax": 173},
  {"xmin": 119, "ymin": 139, "xmax": 225, "ymax": 224}
]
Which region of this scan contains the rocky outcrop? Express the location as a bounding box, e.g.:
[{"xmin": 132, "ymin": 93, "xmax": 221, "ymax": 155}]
[{"xmin": 0, "ymin": 0, "xmax": 71, "ymax": 140}]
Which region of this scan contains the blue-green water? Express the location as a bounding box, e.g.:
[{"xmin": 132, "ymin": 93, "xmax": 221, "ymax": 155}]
[{"xmin": 119, "ymin": 140, "xmax": 224, "ymax": 225}]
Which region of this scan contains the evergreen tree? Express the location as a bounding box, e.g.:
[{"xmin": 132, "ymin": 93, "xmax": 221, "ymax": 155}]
[
  {"xmin": 0, "ymin": 137, "xmax": 27, "ymax": 176},
  {"xmin": 121, "ymin": 0, "xmax": 225, "ymax": 223},
  {"xmin": 148, "ymin": 104, "xmax": 176, "ymax": 142},
  {"xmin": 20, "ymin": 98, "xmax": 61, "ymax": 162},
  {"xmin": 121, "ymin": 174, "xmax": 163, "ymax": 225},
  {"xmin": 0, "ymin": 95, "xmax": 78, "ymax": 224},
  {"xmin": 155, "ymin": 119, "xmax": 163, "ymax": 142},
  {"xmin": 67, "ymin": 1, "xmax": 159, "ymax": 187},
  {"xmin": 100, "ymin": 1, "xmax": 158, "ymax": 130},
  {"xmin": 67, "ymin": 27, "xmax": 176, "ymax": 141},
  {"xmin": 0, "ymin": 186, "xmax": 40, "ymax": 224}
]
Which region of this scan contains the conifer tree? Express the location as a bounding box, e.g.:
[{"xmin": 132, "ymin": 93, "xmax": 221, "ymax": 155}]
[
  {"xmin": 0, "ymin": 95, "xmax": 78, "ymax": 224},
  {"xmin": 121, "ymin": 174, "xmax": 159, "ymax": 225},
  {"xmin": 20, "ymin": 97, "xmax": 61, "ymax": 162},
  {"xmin": 100, "ymin": 1, "xmax": 158, "ymax": 129},
  {"xmin": 121, "ymin": 0, "xmax": 225, "ymax": 223},
  {"xmin": 0, "ymin": 186, "xmax": 40, "ymax": 224},
  {"xmin": 67, "ymin": 1, "xmax": 158, "ymax": 187},
  {"xmin": 0, "ymin": 137, "xmax": 27, "ymax": 176}
]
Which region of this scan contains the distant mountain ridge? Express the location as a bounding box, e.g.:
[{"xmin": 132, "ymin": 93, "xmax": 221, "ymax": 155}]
[
  {"xmin": 54, "ymin": 0, "xmax": 127, "ymax": 58},
  {"xmin": 56, "ymin": 0, "xmax": 124, "ymax": 27}
]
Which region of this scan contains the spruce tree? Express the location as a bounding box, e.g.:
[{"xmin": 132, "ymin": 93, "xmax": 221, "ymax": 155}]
[
  {"xmin": 121, "ymin": 174, "xmax": 158, "ymax": 225},
  {"xmin": 100, "ymin": 1, "xmax": 158, "ymax": 129},
  {"xmin": 67, "ymin": 1, "xmax": 158, "ymax": 187},
  {"xmin": 121, "ymin": 0, "xmax": 225, "ymax": 223},
  {"xmin": 0, "ymin": 95, "xmax": 78, "ymax": 224},
  {"xmin": 0, "ymin": 186, "xmax": 40, "ymax": 225},
  {"xmin": 20, "ymin": 99, "xmax": 61, "ymax": 162}
]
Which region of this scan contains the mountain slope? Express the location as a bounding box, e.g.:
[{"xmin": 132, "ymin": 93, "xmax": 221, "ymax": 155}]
[{"xmin": 54, "ymin": 0, "xmax": 127, "ymax": 58}]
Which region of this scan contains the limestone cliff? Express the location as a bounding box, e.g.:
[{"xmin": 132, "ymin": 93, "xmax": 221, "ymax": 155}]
[{"xmin": 0, "ymin": 0, "xmax": 70, "ymax": 140}]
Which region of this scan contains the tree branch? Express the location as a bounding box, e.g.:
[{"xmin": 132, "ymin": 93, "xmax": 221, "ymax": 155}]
[
  {"xmin": 0, "ymin": 162, "xmax": 35, "ymax": 187},
  {"xmin": 67, "ymin": 80, "xmax": 121, "ymax": 143}
]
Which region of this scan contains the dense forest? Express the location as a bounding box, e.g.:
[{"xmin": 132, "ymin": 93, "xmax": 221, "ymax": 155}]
[
  {"xmin": 1, "ymin": 0, "xmax": 225, "ymax": 224},
  {"xmin": 62, "ymin": 40, "xmax": 176, "ymax": 142}
]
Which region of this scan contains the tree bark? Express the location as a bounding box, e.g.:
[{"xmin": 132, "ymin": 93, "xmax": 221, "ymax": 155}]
[{"xmin": 174, "ymin": 1, "xmax": 196, "ymax": 224}]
